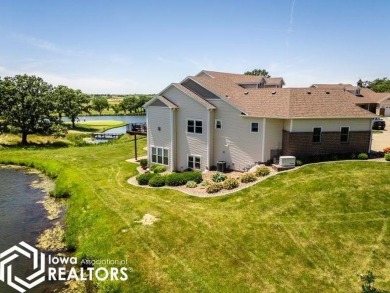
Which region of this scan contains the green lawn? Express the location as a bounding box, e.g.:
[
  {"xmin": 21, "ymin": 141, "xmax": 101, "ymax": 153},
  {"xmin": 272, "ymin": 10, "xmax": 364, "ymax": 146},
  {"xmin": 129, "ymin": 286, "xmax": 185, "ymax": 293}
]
[
  {"xmin": 1, "ymin": 138, "xmax": 390, "ymax": 292},
  {"xmin": 66, "ymin": 120, "xmax": 126, "ymax": 132}
]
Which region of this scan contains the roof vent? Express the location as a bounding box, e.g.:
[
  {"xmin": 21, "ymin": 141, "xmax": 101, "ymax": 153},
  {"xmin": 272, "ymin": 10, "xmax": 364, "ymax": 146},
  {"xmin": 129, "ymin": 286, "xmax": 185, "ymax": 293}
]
[
  {"xmin": 225, "ymin": 94, "xmax": 229, "ymax": 97},
  {"xmin": 271, "ymin": 91, "xmax": 276, "ymax": 95},
  {"xmin": 244, "ymin": 91, "xmax": 249, "ymax": 95},
  {"xmin": 325, "ymin": 91, "xmax": 330, "ymax": 94},
  {"xmin": 307, "ymin": 91, "xmax": 311, "ymax": 94}
]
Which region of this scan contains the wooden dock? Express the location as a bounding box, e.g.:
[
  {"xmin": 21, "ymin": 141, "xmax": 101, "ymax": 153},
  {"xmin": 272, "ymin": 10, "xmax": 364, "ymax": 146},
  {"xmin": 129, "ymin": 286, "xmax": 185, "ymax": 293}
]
[{"xmin": 93, "ymin": 133, "xmax": 122, "ymax": 140}]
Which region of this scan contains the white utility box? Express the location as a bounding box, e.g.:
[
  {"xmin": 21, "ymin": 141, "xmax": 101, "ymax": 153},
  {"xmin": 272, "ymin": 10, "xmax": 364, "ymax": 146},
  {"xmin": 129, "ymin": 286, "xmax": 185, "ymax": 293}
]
[{"xmin": 279, "ymin": 156, "xmax": 296, "ymax": 167}]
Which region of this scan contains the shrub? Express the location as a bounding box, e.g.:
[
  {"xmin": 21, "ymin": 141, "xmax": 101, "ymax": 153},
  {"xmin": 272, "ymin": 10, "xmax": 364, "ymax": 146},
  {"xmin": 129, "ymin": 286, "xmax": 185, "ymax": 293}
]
[
  {"xmin": 165, "ymin": 173, "xmax": 186, "ymax": 186},
  {"xmin": 149, "ymin": 164, "xmax": 158, "ymax": 172},
  {"xmin": 212, "ymin": 172, "xmax": 227, "ymax": 183},
  {"xmin": 385, "ymin": 154, "xmax": 390, "ymax": 161},
  {"xmin": 240, "ymin": 173, "xmax": 257, "ymax": 183},
  {"xmin": 350, "ymin": 153, "xmax": 356, "ymax": 160},
  {"xmin": 206, "ymin": 183, "xmax": 223, "ymax": 194},
  {"xmin": 186, "ymin": 181, "xmax": 197, "ymax": 188},
  {"xmin": 383, "ymin": 147, "xmax": 390, "ymax": 154},
  {"xmin": 223, "ymin": 178, "xmax": 239, "ymax": 190},
  {"xmin": 295, "ymin": 160, "xmax": 303, "ymax": 166},
  {"xmin": 67, "ymin": 133, "xmax": 88, "ymax": 146},
  {"xmin": 182, "ymin": 171, "xmax": 203, "ymax": 183},
  {"xmin": 255, "ymin": 166, "xmax": 270, "ymax": 177},
  {"xmin": 357, "ymin": 153, "xmax": 368, "ymax": 160},
  {"xmin": 200, "ymin": 180, "xmax": 211, "ymax": 188},
  {"xmin": 136, "ymin": 173, "xmax": 157, "ymax": 185},
  {"xmin": 153, "ymin": 165, "xmax": 167, "ymax": 174},
  {"xmin": 139, "ymin": 159, "xmax": 148, "ymax": 168},
  {"xmin": 148, "ymin": 175, "xmax": 166, "ymax": 187}
]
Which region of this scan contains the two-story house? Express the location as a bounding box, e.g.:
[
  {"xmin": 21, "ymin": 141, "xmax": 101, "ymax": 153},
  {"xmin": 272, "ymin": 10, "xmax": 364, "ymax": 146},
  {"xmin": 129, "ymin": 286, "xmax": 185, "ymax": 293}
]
[{"xmin": 144, "ymin": 70, "xmax": 374, "ymax": 171}]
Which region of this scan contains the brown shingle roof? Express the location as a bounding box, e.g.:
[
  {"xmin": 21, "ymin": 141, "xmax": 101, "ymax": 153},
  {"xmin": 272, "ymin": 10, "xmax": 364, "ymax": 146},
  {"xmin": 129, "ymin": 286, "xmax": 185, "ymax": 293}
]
[
  {"xmin": 190, "ymin": 72, "xmax": 374, "ymax": 118},
  {"xmin": 157, "ymin": 95, "xmax": 178, "ymax": 108}
]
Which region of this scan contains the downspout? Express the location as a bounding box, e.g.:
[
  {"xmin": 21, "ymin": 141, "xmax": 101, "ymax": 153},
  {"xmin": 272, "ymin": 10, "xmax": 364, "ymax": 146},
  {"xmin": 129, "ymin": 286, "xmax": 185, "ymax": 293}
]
[
  {"xmin": 368, "ymin": 118, "xmax": 373, "ymax": 153},
  {"xmin": 207, "ymin": 109, "xmax": 213, "ymax": 169},
  {"xmin": 262, "ymin": 118, "xmax": 266, "ymax": 162},
  {"xmin": 170, "ymin": 108, "xmax": 176, "ymax": 171},
  {"xmin": 146, "ymin": 108, "xmax": 150, "ymax": 163}
]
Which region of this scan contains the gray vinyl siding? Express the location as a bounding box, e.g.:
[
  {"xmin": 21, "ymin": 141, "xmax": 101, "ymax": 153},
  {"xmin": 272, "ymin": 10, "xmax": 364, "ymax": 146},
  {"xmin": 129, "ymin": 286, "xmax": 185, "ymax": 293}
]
[
  {"xmin": 146, "ymin": 106, "xmax": 172, "ymax": 168},
  {"xmin": 291, "ymin": 118, "xmax": 372, "ymax": 132},
  {"xmin": 163, "ymin": 86, "xmax": 209, "ymax": 171},
  {"xmin": 212, "ymin": 100, "xmax": 264, "ymax": 171}
]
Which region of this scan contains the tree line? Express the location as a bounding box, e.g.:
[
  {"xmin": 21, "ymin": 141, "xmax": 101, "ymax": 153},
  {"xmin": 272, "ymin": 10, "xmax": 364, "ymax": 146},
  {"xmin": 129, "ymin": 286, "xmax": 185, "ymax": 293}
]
[{"xmin": 0, "ymin": 74, "xmax": 151, "ymax": 144}]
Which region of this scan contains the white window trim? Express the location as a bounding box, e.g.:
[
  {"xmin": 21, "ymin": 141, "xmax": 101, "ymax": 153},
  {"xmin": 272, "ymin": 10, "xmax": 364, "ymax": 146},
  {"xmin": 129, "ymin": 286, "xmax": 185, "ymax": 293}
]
[
  {"xmin": 215, "ymin": 119, "xmax": 222, "ymax": 129},
  {"xmin": 186, "ymin": 118, "xmax": 204, "ymax": 135},
  {"xmin": 251, "ymin": 122, "xmax": 259, "ymax": 133},
  {"xmin": 187, "ymin": 154, "xmax": 201, "ymax": 170},
  {"xmin": 340, "ymin": 126, "xmax": 350, "ymax": 143},
  {"xmin": 150, "ymin": 146, "xmax": 169, "ymax": 166},
  {"xmin": 312, "ymin": 127, "xmax": 322, "ymax": 143}
]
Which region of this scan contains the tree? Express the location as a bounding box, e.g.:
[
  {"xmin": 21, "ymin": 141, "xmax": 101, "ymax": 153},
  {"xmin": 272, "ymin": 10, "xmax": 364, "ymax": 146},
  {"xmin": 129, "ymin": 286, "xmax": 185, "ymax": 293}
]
[
  {"xmin": 366, "ymin": 78, "xmax": 390, "ymax": 93},
  {"xmin": 91, "ymin": 97, "xmax": 109, "ymax": 115},
  {"xmin": 111, "ymin": 104, "xmax": 121, "ymax": 114},
  {"xmin": 244, "ymin": 69, "xmax": 270, "ymax": 78},
  {"xmin": 120, "ymin": 96, "xmax": 137, "ymax": 114},
  {"xmin": 136, "ymin": 95, "xmax": 151, "ymax": 113},
  {"xmin": 53, "ymin": 86, "xmax": 89, "ymax": 128},
  {"xmin": 0, "ymin": 75, "xmax": 54, "ymax": 144}
]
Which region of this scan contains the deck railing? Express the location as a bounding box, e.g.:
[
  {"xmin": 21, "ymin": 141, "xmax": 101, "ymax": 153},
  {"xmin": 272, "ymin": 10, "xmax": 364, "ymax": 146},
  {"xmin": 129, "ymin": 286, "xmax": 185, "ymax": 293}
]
[{"xmin": 126, "ymin": 123, "xmax": 147, "ymax": 133}]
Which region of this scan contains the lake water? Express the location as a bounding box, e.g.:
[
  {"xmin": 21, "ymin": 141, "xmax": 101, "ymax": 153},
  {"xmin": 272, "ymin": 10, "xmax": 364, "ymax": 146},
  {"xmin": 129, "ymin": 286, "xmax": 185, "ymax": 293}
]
[
  {"xmin": 63, "ymin": 115, "xmax": 147, "ymax": 135},
  {"xmin": 0, "ymin": 167, "xmax": 66, "ymax": 292}
]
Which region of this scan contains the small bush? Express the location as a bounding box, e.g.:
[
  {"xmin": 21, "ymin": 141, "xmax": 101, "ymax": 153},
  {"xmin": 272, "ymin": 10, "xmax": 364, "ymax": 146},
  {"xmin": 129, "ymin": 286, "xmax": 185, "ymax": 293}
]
[
  {"xmin": 206, "ymin": 183, "xmax": 223, "ymax": 194},
  {"xmin": 212, "ymin": 172, "xmax": 227, "ymax": 183},
  {"xmin": 383, "ymin": 147, "xmax": 390, "ymax": 154},
  {"xmin": 357, "ymin": 153, "xmax": 368, "ymax": 160},
  {"xmin": 186, "ymin": 181, "xmax": 197, "ymax": 188},
  {"xmin": 385, "ymin": 154, "xmax": 390, "ymax": 161},
  {"xmin": 240, "ymin": 173, "xmax": 257, "ymax": 183},
  {"xmin": 200, "ymin": 180, "xmax": 211, "ymax": 188},
  {"xmin": 350, "ymin": 153, "xmax": 356, "ymax": 160},
  {"xmin": 148, "ymin": 175, "xmax": 166, "ymax": 187},
  {"xmin": 165, "ymin": 173, "xmax": 186, "ymax": 186},
  {"xmin": 136, "ymin": 173, "xmax": 157, "ymax": 185},
  {"xmin": 255, "ymin": 166, "xmax": 270, "ymax": 177},
  {"xmin": 149, "ymin": 164, "xmax": 158, "ymax": 172},
  {"xmin": 182, "ymin": 171, "xmax": 203, "ymax": 183},
  {"xmin": 296, "ymin": 160, "xmax": 303, "ymax": 166},
  {"xmin": 67, "ymin": 133, "xmax": 88, "ymax": 146},
  {"xmin": 153, "ymin": 165, "xmax": 167, "ymax": 174},
  {"xmin": 223, "ymin": 178, "xmax": 239, "ymax": 190},
  {"xmin": 139, "ymin": 159, "xmax": 148, "ymax": 168}
]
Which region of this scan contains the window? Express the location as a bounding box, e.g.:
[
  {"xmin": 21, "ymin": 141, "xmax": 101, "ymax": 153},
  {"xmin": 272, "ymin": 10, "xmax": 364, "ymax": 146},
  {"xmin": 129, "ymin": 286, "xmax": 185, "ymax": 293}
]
[
  {"xmin": 251, "ymin": 122, "xmax": 259, "ymax": 132},
  {"xmin": 188, "ymin": 155, "xmax": 201, "ymax": 170},
  {"xmin": 340, "ymin": 127, "xmax": 349, "ymax": 143},
  {"xmin": 187, "ymin": 119, "xmax": 203, "ymax": 134},
  {"xmin": 151, "ymin": 147, "xmax": 169, "ymax": 165},
  {"xmin": 187, "ymin": 120, "xmax": 194, "ymax": 133},
  {"xmin": 215, "ymin": 120, "xmax": 222, "ymax": 129},
  {"xmin": 313, "ymin": 127, "xmax": 322, "ymax": 143}
]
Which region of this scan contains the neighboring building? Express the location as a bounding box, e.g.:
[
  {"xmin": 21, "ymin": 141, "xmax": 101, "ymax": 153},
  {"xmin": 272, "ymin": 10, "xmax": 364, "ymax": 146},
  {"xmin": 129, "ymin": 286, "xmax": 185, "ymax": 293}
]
[
  {"xmin": 311, "ymin": 84, "xmax": 390, "ymax": 116},
  {"xmin": 144, "ymin": 71, "xmax": 375, "ymax": 172}
]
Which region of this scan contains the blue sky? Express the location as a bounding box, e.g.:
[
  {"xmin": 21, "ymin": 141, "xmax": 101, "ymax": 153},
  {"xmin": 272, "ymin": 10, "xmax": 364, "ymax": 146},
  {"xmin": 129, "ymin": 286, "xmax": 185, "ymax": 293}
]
[{"xmin": 0, "ymin": 0, "xmax": 389, "ymax": 94}]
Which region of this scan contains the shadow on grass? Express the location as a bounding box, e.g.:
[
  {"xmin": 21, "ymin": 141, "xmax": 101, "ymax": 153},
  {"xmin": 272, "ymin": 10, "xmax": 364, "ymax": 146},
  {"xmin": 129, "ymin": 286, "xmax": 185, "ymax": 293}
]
[{"xmin": 0, "ymin": 141, "xmax": 70, "ymax": 149}]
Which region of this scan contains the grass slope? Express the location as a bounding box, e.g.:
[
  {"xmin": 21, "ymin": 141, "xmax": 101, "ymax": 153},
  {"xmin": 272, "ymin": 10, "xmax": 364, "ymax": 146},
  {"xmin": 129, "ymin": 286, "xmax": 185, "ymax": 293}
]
[{"xmin": 1, "ymin": 138, "xmax": 390, "ymax": 292}]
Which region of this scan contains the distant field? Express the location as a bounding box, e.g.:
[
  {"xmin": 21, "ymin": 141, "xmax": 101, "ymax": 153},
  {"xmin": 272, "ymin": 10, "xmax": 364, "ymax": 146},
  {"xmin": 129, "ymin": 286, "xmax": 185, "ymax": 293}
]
[{"xmin": 1, "ymin": 138, "xmax": 390, "ymax": 292}]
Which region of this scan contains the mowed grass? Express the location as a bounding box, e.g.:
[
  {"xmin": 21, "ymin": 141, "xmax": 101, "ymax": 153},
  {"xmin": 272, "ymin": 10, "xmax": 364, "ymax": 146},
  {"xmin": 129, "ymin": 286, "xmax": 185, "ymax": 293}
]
[
  {"xmin": 66, "ymin": 120, "xmax": 126, "ymax": 132},
  {"xmin": 1, "ymin": 138, "xmax": 390, "ymax": 292}
]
